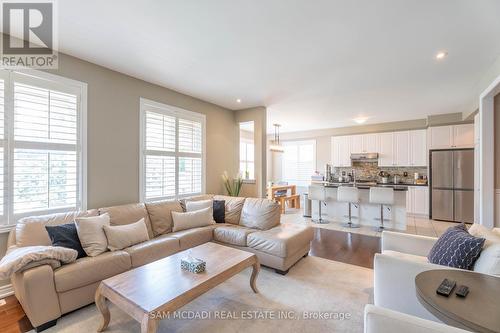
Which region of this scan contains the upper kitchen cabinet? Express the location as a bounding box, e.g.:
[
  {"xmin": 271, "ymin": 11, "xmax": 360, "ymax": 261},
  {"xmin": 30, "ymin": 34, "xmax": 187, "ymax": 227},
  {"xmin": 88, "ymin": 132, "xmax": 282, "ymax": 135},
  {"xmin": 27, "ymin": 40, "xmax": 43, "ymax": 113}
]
[
  {"xmin": 452, "ymin": 124, "xmax": 474, "ymax": 148},
  {"xmin": 428, "ymin": 124, "xmax": 474, "ymax": 149},
  {"xmin": 350, "ymin": 133, "xmax": 378, "ymax": 153},
  {"xmin": 350, "ymin": 135, "xmax": 364, "ymax": 154},
  {"xmin": 332, "ymin": 129, "xmax": 427, "ymax": 167},
  {"xmin": 331, "ymin": 135, "xmax": 351, "ymax": 167},
  {"xmin": 363, "ymin": 133, "xmax": 379, "ymax": 152},
  {"xmin": 410, "ymin": 129, "xmax": 427, "ymax": 166},
  {"xmin": 378, "ymin": 132, "xmax": 394, "ymax": 166},
  {"xmin": 394, "ymin": 131, "xmax": 410, "ymax": 166}
]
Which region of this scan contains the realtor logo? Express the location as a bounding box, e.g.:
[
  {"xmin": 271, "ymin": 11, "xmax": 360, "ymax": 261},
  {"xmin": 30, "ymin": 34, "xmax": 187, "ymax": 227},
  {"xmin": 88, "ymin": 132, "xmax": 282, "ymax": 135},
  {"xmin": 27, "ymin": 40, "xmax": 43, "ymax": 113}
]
[{"xmin": 1, "ymin": 0, "xmax": 58, "ymax": 68}]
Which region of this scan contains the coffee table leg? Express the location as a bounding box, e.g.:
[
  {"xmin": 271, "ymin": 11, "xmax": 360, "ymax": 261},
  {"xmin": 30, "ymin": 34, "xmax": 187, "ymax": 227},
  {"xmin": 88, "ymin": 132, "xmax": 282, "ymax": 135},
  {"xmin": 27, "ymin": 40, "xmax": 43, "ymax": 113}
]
[
  {"xmin": 141, "ymin": 314, "xmax": 158, "ymax": 333},
  {"xmin": 250, "ymin": 257, "xmax": 260, "ymax": 293},
  {"xmin": 95, "ymin": 284, "xmax": 110, "ymax": 332}
]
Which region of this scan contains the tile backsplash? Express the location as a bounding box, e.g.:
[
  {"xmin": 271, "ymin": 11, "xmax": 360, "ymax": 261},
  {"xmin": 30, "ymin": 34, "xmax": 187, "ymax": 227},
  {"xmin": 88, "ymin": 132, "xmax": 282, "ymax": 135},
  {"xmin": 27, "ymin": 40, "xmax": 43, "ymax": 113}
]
[{"xmin": 334, "ymin": 162, "xmax": 427, "ymax": 183}]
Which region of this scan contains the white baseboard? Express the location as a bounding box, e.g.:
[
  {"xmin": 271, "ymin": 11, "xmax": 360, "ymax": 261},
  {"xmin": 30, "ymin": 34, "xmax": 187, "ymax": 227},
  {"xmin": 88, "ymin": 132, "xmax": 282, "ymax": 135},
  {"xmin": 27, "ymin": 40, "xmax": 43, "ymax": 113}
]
[{"xmin": 0, "ymin": 283, "xmax": 14, "ymax": 299}]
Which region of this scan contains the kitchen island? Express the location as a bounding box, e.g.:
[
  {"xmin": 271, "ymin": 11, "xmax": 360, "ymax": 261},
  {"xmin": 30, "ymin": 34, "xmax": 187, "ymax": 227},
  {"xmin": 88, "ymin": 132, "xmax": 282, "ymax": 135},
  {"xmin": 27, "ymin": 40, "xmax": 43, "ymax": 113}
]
[{"xmin": 310, "ymin": 182, "xmax": 415, "ymax": 230}]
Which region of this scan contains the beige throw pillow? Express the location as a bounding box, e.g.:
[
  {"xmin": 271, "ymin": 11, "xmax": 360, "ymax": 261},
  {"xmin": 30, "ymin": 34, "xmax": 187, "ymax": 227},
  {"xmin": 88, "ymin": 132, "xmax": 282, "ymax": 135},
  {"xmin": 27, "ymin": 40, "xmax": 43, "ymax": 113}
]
[
  {"xmin": 171, "ymin": 207, "xmax": 215, "ymax": 232},
  {"xmin": 103, "ymin": 218, "xmax": 150, "ymax": 251},
  {"xmin": 75, "ymin": 213, "xmax": 110, "ymax": 257},
  {"xmin": 468, "ymin": 223, "xmax": 500, "ymax": 276},
  {"xmin": 186, "ymin": 200, "xmax": 214, "ymax": 222}
]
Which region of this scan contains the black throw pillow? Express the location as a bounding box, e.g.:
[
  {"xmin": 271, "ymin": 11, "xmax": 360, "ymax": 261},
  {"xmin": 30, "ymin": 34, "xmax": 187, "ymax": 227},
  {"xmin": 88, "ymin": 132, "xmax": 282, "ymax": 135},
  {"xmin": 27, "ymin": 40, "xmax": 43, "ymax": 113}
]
[
  {"xmin": 45, "ymin": 223, "xmax": 87, "ymax": 259},
  {"xmin": 427, "ymin": 224, "xmax": 485, "ymax": 270},
  {"xmin": 213, "ymin": 200, "xmax": 225, "ymax": 223}
]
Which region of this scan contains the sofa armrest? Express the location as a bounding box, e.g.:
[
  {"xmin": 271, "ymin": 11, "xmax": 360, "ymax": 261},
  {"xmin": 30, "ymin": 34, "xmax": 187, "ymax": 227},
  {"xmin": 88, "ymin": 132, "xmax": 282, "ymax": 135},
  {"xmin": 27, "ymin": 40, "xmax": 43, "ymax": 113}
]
[
  {"xmin": 11, "ymin": 264, "xmax": 61, "ymax": 327},
  {"xmin": 381, "ymin": 231, "xmax": 437, "ymax": 256},
  {"xmin": 374, "ymin": 253, "xmax": 460, "ymax": 322},
  {"xmin": 364, "ymin": 305, "xmax": 468, "ymax": 333}
]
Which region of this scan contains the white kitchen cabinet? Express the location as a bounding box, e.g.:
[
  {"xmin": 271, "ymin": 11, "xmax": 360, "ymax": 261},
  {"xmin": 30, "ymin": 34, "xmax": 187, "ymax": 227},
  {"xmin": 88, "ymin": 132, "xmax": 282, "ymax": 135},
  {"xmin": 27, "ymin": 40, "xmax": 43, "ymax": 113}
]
[
  {"xmin": 339, "ymin": 136, "xmax": 351, "ymax": 166},
  {"xmin": 331, "ymin": 136, "xmax": 341, "ymax": 167},
  {"xmin": 453, "ymin": 124, "xmax": 474, "ymax": 148},
  {"xmin": 394, "ymin": 131, "xmax": 410, "ymax": 166},
  {"xmin": 428, "ymin": 126, "xmax": 453, "ymax": 149},
  {"xmin": 363, "ymin": 133, "xmax": 379, "ymax": 152},
  {"xmin": 378, "ymin": 132, "xmax": 394, "ymax": 166},
  {"xmin": 428, "ymin": 124, "xmax": 474, "ymax": 149},
  {"xmin": 331, "ymin": 136, "xmax": 351, "ymax": 167},
  {"xmin": 407, "ymin": 186, "xmax": 429, "ymax": 216},
  {"xmin": 331, "ymin": 129, "xmax": 426, "ymax": 167},
  {"xmin": 410, "ymin": 129, "xmax": 427, "ymax": 166},
  {"xmin": 350, "ymin": 135, "xmax": 364, "ymax": 154}
]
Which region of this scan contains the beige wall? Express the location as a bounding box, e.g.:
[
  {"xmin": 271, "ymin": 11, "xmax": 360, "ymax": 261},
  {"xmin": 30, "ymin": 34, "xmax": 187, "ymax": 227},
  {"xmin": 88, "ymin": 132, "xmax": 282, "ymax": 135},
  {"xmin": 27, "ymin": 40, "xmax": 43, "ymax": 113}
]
[
  {"xmin": 43, "ymin": 52, "xmax": 238, "ymax": 208},
  {"xmin": 235, "ymin": 107, "xmax": 267, "ymax": 198},
  {"xmin": 495, "ymin": 93, "xmax": 500, "ymax": 189}
]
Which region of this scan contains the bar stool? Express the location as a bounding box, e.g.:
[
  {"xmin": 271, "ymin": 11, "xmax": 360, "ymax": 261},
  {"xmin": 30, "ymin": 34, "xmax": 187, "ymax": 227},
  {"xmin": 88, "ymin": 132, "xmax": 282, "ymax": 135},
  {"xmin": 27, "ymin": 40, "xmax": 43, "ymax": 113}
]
[
  {"xmin": 337, "ymin": 186, "xmax": 360, "ymax": 228},
  {"xmin": 369, "ymin": 187, "xmax": 394, "ymax": 232},
  {"xmin": 308, "ymin": 185, "xmax": 328, "ymax": 224}
]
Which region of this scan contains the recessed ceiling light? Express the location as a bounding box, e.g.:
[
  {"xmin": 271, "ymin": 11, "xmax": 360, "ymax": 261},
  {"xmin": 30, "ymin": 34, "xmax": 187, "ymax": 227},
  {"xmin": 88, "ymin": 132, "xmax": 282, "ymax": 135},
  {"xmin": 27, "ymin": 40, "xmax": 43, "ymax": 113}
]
[
  {"xmin": 236, "ymin": 98, "xmax": 242, "ymax": 103},
  {"xmin": 436, "ymin": 51, "xmax": 448, "ymax": 60},
  {"xmin": 354, "ymin": 117, "xmax": 368, "ymax": 124}
]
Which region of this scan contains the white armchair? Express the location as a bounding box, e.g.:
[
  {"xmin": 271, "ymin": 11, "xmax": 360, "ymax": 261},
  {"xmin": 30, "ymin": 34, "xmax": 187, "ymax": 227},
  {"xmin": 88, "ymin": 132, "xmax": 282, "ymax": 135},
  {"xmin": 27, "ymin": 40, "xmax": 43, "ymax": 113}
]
[
  {"xmin": 364, "ymin": 305, "xmax": 468, "ymax": 333},
  {"xmin": 374, "ymin": 231, "xmax": 462, "ymax": 322}
]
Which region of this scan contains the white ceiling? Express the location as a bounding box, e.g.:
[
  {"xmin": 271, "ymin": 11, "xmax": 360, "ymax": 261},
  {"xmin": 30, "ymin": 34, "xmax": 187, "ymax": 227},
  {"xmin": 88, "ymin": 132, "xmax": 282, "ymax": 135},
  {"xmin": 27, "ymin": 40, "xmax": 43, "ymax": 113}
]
[{"xmin": 54, "ymin": 1, "xmax": 500, "ymax": 132}]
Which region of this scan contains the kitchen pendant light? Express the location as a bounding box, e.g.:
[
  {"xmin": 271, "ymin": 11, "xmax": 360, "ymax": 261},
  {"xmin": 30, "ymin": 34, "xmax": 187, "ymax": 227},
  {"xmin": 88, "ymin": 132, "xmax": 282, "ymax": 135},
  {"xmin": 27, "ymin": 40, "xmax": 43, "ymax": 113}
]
[{"xmin": 270, "ymin": 124, "xmax": 284, "ymax": 153}]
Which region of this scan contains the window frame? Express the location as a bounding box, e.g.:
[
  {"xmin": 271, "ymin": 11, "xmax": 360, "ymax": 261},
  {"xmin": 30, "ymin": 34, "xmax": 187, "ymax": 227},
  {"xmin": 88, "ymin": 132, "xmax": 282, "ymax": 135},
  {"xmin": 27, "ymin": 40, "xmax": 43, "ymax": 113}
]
[
  {"xmin": 239, "ymin": 137, "xmax": 255, "ymax": 181},
  {"xmin": 281, "ymin": 140, "xmax": 316, "ymax": 187},
  {"xmin": 0, "ymin": 69, "xmax": 87, "ymax": 231},
  {"xmin": 139, "ymin": 98, "xmax": 206, "ymax": 202}
]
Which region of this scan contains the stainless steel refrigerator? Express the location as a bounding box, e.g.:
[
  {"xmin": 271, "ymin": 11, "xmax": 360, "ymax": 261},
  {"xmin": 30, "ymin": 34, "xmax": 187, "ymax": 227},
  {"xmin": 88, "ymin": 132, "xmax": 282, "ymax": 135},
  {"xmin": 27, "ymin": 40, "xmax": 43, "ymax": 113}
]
[{"xmin": 430, "ymin": 149, "xmax": 474, "ymax": 223}]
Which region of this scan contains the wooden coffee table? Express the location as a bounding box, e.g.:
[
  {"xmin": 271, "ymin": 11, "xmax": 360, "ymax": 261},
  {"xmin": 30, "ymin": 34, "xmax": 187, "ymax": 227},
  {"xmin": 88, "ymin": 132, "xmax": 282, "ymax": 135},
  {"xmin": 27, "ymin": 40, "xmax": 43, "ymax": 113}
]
[
  {"xmin": 415, "ymin": 269, "xmax": 500, "ymax": 333},
  {"xmin": 95, "ymin": 242, "xmax": 260, "ymax": 333}
]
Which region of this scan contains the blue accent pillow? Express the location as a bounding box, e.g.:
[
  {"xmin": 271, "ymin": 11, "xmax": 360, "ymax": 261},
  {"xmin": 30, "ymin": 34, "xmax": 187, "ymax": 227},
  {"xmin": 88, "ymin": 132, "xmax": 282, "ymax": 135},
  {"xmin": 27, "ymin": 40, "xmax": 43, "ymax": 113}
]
[
  {"xmin": 45, "ymin": 223, "xmax": 87, "ymax": 259},
  {"xmin": 428, "ymin": 224, "xmax": 485, "ymax": 270}
]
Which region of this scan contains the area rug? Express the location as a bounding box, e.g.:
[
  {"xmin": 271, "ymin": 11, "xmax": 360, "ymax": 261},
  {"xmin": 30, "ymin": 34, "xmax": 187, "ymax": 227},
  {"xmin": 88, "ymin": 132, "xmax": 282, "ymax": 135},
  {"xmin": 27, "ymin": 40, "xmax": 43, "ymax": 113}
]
[{"xmin": 45, "ymin": 256, "xmax": 373, "ymax": 333}]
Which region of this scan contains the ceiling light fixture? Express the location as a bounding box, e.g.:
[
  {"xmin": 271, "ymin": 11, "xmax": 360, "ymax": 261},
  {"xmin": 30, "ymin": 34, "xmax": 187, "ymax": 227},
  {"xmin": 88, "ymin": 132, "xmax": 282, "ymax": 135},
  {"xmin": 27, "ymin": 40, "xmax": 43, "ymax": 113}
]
[
  {"xmin": 354, "ymin": 117, "xmax": 368, "ymax": 124},
  {"xmin": 269, "ymin": 124, "xmax": 284, "ymax": 153},
  {"xmin": 436, "ymin": 51, "xmax": 448, "ymax": 60},
  {"xmin": 236, "ymin": 98, "xmax": 242, "ymax": 103}
]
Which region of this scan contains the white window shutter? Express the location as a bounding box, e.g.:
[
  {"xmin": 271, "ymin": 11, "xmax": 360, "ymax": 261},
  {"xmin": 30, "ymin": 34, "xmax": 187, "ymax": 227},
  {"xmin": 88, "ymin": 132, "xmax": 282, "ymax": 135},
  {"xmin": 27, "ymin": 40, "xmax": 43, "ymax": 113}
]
[{"xmin": 141, "ymin": 100, "xmax": 205, "ymax": 201}]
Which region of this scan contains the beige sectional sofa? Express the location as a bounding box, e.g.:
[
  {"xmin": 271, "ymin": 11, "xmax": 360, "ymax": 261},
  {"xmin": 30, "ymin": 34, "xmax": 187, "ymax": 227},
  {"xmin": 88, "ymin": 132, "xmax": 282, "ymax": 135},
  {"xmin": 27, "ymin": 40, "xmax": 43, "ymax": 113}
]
[{"xmin": 6, "ymin": 195, "xmax": 313, "ymax": 331}]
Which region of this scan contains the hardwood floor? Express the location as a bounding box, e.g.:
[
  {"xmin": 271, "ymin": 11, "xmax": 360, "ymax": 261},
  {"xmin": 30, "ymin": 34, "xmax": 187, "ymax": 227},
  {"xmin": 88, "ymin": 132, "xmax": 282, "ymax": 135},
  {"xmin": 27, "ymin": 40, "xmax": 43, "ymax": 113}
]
[
  {"xmin": 0, "ymin": 227, "xmax": 381, "ymax": 332},
  {"xmin": 0, "ymin": 296, "xmax": 32, "ymax": 333},
  {"xmin": 310, "ymin": 228, "xmax": 380, "ymax": 269}
]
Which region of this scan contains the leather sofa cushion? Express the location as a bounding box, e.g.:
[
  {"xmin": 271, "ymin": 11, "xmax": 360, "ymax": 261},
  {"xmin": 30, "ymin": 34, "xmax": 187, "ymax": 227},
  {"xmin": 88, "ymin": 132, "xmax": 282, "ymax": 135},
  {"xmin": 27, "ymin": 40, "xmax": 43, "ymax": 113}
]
[
  {"xmin": 247, "ymin": 224, "xmax": 313, "ymax": 258},
  {"xmin": 214, "ymin": 224, "xmax": 256, "ymax": 246},
  {"xmin": 381, "ymin": 250, "xmax": 429, "ymax": 263},
  {"xmin": 54, "ymin": 251, "xmax": 131, "ymax": 292},
  {"xmin": 169, "ymin": 226, "xmax": 215, "ymax": 250},
  {"xmin": 124, "ymin": 235, "xmax": 180, "ymax": 268},
  {"xmin": 98, "ymin": 203, "xmax": 154, "ymax": 238},
  {"xmin": 16, "ymin": 209, "xmax": 99, "ymax": 247},
  {"xmin": 145, "ymin": 200, "xmax": 183, "ymax": 236},
  {"xmin": 240, "ymin": 198, "xmax": 280, "ymax": 230},
  {"xmin": 213, "ymin": 195, "xmax": 245, "ymax": 225}
]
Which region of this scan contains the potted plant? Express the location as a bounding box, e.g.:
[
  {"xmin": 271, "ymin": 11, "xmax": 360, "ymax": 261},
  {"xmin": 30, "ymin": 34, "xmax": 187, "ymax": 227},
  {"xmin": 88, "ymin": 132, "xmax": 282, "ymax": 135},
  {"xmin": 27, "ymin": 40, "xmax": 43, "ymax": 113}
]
[{"xmin": 222, "ymin": 171, "xmax": 243, "ymax": 196}]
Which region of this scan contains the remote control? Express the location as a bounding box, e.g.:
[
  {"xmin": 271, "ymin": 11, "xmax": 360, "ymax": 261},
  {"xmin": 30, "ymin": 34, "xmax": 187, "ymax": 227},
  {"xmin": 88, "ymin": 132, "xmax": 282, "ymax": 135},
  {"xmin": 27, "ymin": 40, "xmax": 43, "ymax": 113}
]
[
  {"xmin": 455, "ymin": 285, "xmax": 469, "ymax": 298},
  {"xmin": 436, "ymin": 278, "xmax": 456, "ymax": 297}
]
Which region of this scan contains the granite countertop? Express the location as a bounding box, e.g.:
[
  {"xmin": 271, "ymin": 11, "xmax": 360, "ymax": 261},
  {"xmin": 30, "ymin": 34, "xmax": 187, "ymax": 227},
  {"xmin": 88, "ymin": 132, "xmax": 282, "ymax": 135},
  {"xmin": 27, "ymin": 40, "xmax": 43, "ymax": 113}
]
[{"xmin": 311, "ymin": 181, "xmax": 428, "ymax": 191}]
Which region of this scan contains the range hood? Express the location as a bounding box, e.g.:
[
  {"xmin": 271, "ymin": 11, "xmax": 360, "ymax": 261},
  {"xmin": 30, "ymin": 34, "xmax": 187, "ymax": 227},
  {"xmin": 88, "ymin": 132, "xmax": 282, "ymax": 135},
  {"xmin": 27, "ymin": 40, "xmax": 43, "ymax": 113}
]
[{"xmin": 350, "ymin": 153, "xmax": 379, "ymax": 162}]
